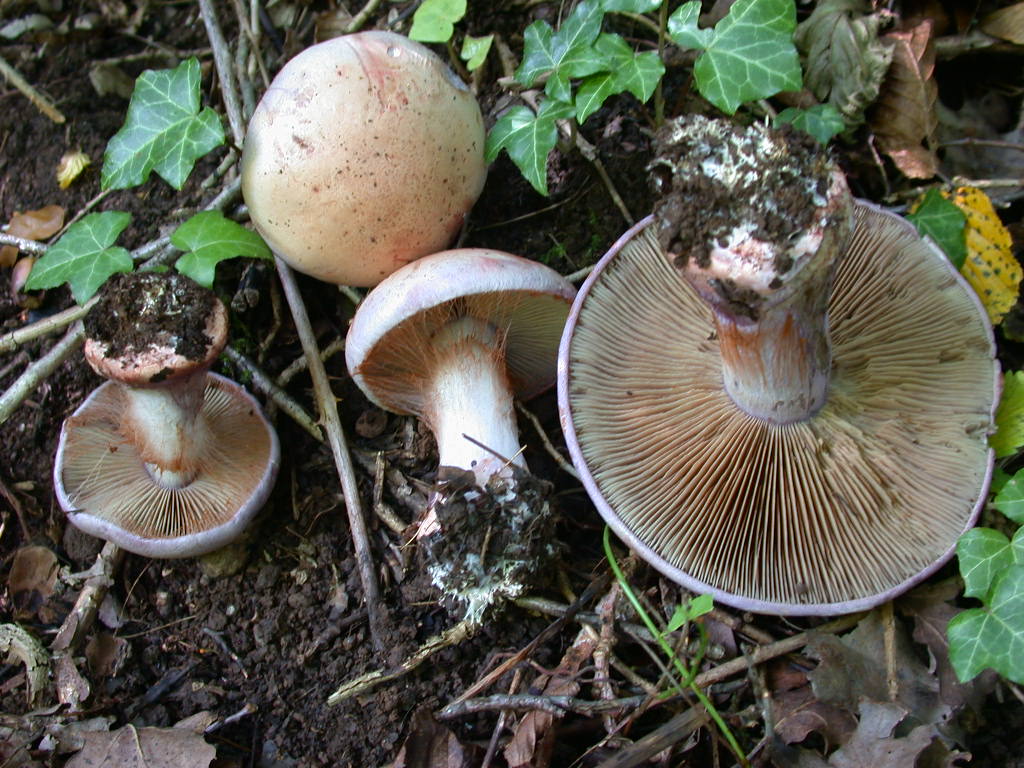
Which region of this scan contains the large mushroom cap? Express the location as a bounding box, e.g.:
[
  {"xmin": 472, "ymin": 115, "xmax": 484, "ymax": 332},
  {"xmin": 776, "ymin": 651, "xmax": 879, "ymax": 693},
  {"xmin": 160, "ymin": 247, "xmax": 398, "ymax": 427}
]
[
  {"xmin": 346, "ymin": 248, "xmax": 577, "ymax": 416},
  {"xmin": 558, "ymin": 205, "xmax": 998, "ymax": 615},
  {"xmin": 54, "ymin": 373, "xmax": 280, "ymax": 558},
  {"xmin": 241, "ymin": 30, "xmax": 486, "ymax": 287}
]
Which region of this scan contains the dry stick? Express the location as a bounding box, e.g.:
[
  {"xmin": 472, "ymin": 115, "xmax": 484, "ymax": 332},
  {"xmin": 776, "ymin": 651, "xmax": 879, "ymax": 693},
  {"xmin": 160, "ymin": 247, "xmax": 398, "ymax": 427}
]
[
  {"xmin": 198, "ymin": 0, "xmax": 245, "ymax": 147},
  {"xmin": 0, "ymin": 52, "xmax": 65, "ymax": 124},
  {"xmin": 0, "ymin": 233, "xmax": 48, "ymax": 255},
  {"xmin": 50, "ymin": 542, "xmax": 126, "ymax": 654},
  {"xmin": 0, "ymin": 322, "xmax": 85, "ymax": 426},
  {"xmin": 346, "ymin": 0, "xmax": 384, "ymax": 33},
  {"xmin": 222, "ymin": 345, "xmax": 324, "ymax": 442},
  {"xmin": 595, "ymin": 707, "xmax": 710, "ymax": 768},
  {"xmin": 515, "ymin": 401, "xmax": 579, "ymax": 479},
  {"xmin": 275, "ymin": 258, "xmax": 385, "ymax": 655},
  {"xmin": 0, "ymin": 299, "xmax": 96, "ymax": 355}
]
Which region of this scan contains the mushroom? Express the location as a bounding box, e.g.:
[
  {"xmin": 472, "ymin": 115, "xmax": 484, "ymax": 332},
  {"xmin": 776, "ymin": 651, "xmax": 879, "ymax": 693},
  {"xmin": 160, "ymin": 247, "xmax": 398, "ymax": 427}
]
[
  {"xmin": 346, "ymin": 248, "xmax": 576, "ymax": 620},
  {"xmin": 558, "ymin": 116, "xmax": 999, "ymax": 615},
  {"xmin": 54, "ymin": 272, "xmax": 280, "ymax": 558},
  {"xmin": 241, "ymin": 30, "xmax": 487, "ymax": 287}
]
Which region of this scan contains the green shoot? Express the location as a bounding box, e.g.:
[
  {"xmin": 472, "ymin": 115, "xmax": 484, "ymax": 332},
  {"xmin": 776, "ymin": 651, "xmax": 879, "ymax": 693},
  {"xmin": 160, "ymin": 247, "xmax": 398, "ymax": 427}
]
[{"xmin": 603, "ymin": 528, "xmax": 749, "ymax": 767}]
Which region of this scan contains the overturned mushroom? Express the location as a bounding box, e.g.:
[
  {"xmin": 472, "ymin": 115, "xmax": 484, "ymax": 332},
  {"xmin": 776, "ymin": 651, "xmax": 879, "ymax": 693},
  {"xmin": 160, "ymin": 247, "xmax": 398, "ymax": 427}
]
[
  {"xmin": 241, "ymin": 30, "xmax": 486, "ymax": 287},
  {"xmin": 54, "ymin": 272, "xmax": 280, "ymax": 558},
  {"xmin": 558, "ymin": 116, "xmax": 999, "ymax": 615},
  {"xmin": 346, "ymin": 249, "xmax": 575, "ymax": 619}
]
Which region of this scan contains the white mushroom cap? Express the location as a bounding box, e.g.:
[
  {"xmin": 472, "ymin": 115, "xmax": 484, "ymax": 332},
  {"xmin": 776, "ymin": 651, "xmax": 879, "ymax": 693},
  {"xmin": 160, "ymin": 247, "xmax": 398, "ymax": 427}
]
[
  {"xmin": 241, "ymin": 30, "xmax": 487, "ymax": 286},
  {"xmin": 346, "ymin": 248, "xmax": 577, "ymax": 417},
  {"xmin": 558, "ymin": 204, "xmax": 999, "ymax": 615},
  {"xmin": 54, "ymin": 373, "xmax": 280, "ymax": 558}
]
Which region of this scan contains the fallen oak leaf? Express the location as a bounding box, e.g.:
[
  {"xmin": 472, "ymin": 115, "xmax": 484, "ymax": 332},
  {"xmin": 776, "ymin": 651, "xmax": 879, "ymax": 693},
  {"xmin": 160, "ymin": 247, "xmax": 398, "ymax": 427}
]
[
  {"xmin": 772, "ymin": 684, "xmax": 857, "ymax": 748},
  {"xmin": 869, "ymin": 19, "xmax": 938, "ymax": 179},
  {"xmin": 65, "ymin": 713, "xmax": 216, "ymax": 768},
  {"xmin": 828, "ymin": 699, "xmax": 938, "ymax": 768}
]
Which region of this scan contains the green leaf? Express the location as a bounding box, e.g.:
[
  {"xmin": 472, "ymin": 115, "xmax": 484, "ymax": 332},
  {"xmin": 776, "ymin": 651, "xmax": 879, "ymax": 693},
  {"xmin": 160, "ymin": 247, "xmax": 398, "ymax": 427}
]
[
  {"xmin": 666, "ymin": 593, "xmax": 714, "ymax": 632},
  {"xmin": 991, "ymin": 370, "xmax": 1024, "ymax": 459},
  {"xmin": 485, "ymin": 101, "xmax": 573, "ymax": 196},
  {"xmin": 958, "ymin": 527, "xmax": 1015, "ymax": 599},
  {"xmin": 574, "ymin": 34, "xmax": 665, "ymax": 123},
  {"xmin": 24, "ymin": 212, "xmax": 134, "ymax": 303},
  {"xmin": 774, "ymin": 104, "xmax": 846, "ymax": 144},
  {"xmin": 601, "ymin": 0, "xmax": 663, "ymax": 12},
  {"xmin": 409, "ymin": 0, "xmax": 467, "ymax": 44},
  {"xmin": 907, "ymin": 189, "xmax": 967, "ymax": 270},
  {"xmin": 170, "ymin": 211, "xmax": 272, "ymax": 288},
  {"xmin": 948, "ymin": 564, "xmax": 1024, "ymax": 683},
  {"xmin": 794, "ymin": 0, "xmax": 893, "ymax": 131},
  {"xmin": 994, "ymin": 470, "xmax": 1024, "ymax": 525},
  {"xmin": 461, "ymin": 34, "xmax": 494, "ymax": 71},
  {"xmin": 672, "ymin": 0, "xmax": 802, "ymax": 115},
  {"xmin": 515, "ymin": 1, "xmax": 605, "ymax": 89},
  {"xmin": 102, "ymin": 58, "xmax": 225, "ymax": 191},
  {"xmin": 667, "ymin": 1, "xmax": 712, "ymax": 50}
]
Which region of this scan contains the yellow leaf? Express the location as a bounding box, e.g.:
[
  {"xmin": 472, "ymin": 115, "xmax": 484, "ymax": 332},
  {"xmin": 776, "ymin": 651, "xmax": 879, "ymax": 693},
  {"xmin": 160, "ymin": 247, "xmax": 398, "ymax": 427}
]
[
  {"xmin": 944, "ymin": 186, "xmax": 1020, "ymax": 325},
  {"xmin": 56, "ymin": 149, "xmax": 91, "ymax": 189}
]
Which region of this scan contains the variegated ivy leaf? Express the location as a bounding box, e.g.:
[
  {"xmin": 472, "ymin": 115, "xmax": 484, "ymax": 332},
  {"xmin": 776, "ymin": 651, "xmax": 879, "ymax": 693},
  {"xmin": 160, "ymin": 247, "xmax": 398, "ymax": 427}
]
[
  {"xmin": 948, "ymin": 564, "xmax": 1024, "ymax": 683},
  {"xmin": 102, "ymin": 58, "xmax": 224, "ymax": 191},
  {"xmin": 957, "ymin": 527, "xmax": 1024, "ymax": 600}
]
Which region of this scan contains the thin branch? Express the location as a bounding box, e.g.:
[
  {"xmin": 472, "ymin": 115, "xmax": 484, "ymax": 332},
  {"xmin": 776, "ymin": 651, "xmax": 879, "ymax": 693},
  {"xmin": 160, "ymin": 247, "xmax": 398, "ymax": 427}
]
[
  {"xmin": 346, "ymin": 0, "xmax": 385, "ymax": 34},
  {"xmin": 0, "ymin": 299, "xmax": 95, "ymax": 355},
  {"xmin": 438, "ymin": 692, "xmax": 649, "ymax": 719},
  {"xmin": 0, "ymin": 52, "xmax": 65, "ymax": 124},
  {"xmin": 0, "ymin": 322, "xmax": 86, "ymax": 426},
  {"xmin": 198, "ymin": 0, "xmax": 246, "ymax": 147},
  {"xmin": 274, "ymin": 257, "xmax": 386, "ymax": 654},
  {"xmin": 0, "ymin": 233, "xmax": 48, "ymax": 255}
]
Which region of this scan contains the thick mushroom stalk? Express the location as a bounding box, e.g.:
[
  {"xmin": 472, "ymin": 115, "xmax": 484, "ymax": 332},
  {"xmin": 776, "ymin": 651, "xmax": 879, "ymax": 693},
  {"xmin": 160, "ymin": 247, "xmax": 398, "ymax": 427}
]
[
  {"xmin": 425, "ymin": 317, "xmax": 524, "ymax": 485},
  {"xmin": 650, "ymin": 117, "xmax": 854, "ymax": 424}
]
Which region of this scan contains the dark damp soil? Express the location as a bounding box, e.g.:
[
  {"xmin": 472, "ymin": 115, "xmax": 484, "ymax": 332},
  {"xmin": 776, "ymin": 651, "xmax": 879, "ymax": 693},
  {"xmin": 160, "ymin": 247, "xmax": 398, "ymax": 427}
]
[
  {"xmin": 2, "ymin": 2, "xmax": 1024, "ymax": 768},
  {"xmin": 85, "ymin": 272, "xmax": 219, "ymax": 362}
]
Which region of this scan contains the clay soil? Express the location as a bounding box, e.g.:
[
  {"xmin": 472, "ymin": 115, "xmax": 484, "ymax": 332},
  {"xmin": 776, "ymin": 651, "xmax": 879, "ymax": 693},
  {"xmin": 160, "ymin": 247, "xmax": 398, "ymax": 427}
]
[{"xmin": 2, "ymin": 2, "xmax": 1024, "ymax": 767}]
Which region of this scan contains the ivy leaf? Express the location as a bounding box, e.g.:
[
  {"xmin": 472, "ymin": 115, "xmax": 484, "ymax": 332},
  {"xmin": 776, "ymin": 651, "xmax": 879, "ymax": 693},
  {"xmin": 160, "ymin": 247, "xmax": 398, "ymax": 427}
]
[
  {"xmin": 170, "ymin": 211, "xmax": 272, "ymax": 288},
  {"xmin": 774, "ymin": 104, "xmax": 846, "ymax": 144},
  {"xmin": 461, "ymin": 34, "xmax": 494, "ymax": 71},
  {"xmin": 957, "ymin": 527, "xmax": 1018, "ymax": 599},
  {"xmin": 24, "ymin": 212, "xmax": 133, "ymax": 303},
  {"xmin": 948, "ymin": 564, "xmax": 1024, "ymax": 683},
  {"xmin": 486, "ymin": 101, "xmax": 574, "ymax": 196},
  {"xmin": 102, "ymin": 58, "xmax": 224, "ymax": 191},
  {"xmin": 670, "ymin": 0, "xmax": 802, "ymax": 115},
  {"xmin": 991, "ymin": 370, "xmax": 1024, "ymax": 459},
  {"xmin": 667, "ymin": 2, "xmax": 713, "ymax": 50},
  {"xmin": 601, "ymin": 0, "xmax": 662, "ymax": 12},
  {"xmin": 515, "ymin": 1, "xmax": 605, "ymax": 90},
  {"xmin": 993, "ymin": 470, "xmax": 1024, "ymax": 525},
  {"xmin": 409, "ymin": 0, "xmax": 466, "ymax": 44},
  {"xmin": 906, "ymin": 188, "xmax": 967, "ymax": 269},
  {"xmin": 575, "ymin": 34, "xmax": 665, "ymax": 123}
]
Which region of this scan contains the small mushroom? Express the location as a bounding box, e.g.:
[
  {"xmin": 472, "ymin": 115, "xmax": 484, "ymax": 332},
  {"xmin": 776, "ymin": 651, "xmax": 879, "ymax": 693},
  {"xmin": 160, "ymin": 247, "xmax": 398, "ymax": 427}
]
[
  {"xmin": 346, "ymin": 248, "xmax": 576, "ymax": 486},
  {"xmin": 346, "ymin": 249, "xmax": 576, "ymax": 620},
  {"xmin": 54, "ymin": 272, "xmax": 280, "ymax": 558},
  {"xmin": 558, "ymin": 116, "xmax": 999, "ymax": 615},
  {"xmin": 241, "ymin": 30, "xmax": 487, "ymax": 287}
]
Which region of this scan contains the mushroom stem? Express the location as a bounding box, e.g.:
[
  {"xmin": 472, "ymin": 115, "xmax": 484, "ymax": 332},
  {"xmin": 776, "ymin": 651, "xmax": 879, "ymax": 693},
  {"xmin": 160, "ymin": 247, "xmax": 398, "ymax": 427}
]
[
  {"xmin": 423, "ymin": 316, "xmax": 524, "ymax": 487},
  {"xmin": 120, "ymin": 370, "xmax": 212, "ymax": 488},
  {"xmin": 677, "ymin": 171, "xmax": 853, "ymax": 424}
]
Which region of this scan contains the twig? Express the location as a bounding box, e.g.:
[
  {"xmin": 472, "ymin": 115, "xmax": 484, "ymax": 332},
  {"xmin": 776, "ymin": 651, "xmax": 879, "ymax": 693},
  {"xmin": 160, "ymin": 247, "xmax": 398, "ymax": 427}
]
[
  {"xmin": 222, "ymin": 345, "xmax": 324, "ymax": 442},
  {"xmin": 0, "ymin": 233, "xmax": 48, "ymax": 255},
  {"xmin": 198, "ymin": 0, "xmax": 246, "ymax": 147},
  {"xmin": 0, "ymin": 321, "xmax": 86, "ymax": 426},
  {"xmin": 276, "ymin": 337, "xmax": 346, "ymax": 388},
  {"xmin": 438, "ymin": 692, "xmax": 648, "ymax": 719},
  {"xmin": 940, "ymin": 137, "xmax": 1024, "ymax": 153},
  {"xmin": 327, "ymin": 619, "xmax": 474, "ymax": 704},
  {"xmin": 515, "ymin": 401, "xmax": 579, "ymax": 479},
  {"xmin": 275, "ymin": 257, "xmax": 386, "ymax": 654},
  {"xmin": 0, "ymin": 298, "xmax": 95, "ymax": 355},
  {"xmin": 346, "ymin": 0, "xmax": 385, "ymax": 33},
  {"xmin": 0, "ymin": 52, "xmax": 65, "ymax": 124},
  {"xmin": 595, "ymin": 707, "xmax": 709, "ymax": 768},
  {"xmin": 51, "ymin": 542, "xmax": 125, "ymax": 654}
]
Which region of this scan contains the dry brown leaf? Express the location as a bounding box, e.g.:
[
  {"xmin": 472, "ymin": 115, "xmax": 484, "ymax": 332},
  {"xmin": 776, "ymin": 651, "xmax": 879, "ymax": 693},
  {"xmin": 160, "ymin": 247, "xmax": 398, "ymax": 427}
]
[
  {"xmin": 869, "ymin": 20, "xmax": 939, "ymax": 178},
  {"xmin": 828, "ymin": 700, "xmax": 937, "ymax": 768},
  {"xmin": 65, "ymin": 715, "xmax": 217, "ymax": 768},
  {"xmin": 0, "ymin": 205, "xmax": 65, "ymax": 267},
  {"xmin": 392, "ymin": 707, "xmax": 480, "ymax": 768},
  {"xmin": 8, "ymin": 545, "xmax": 59, "ymax": 619},
  {"xmin": 504, "ymin": 629, "xmax": 597, "ymax": 768},
  {"xmin": 979, "ymin": 3, "xmax": 1024, "ymax": 44},
  {"xmin": 772, "ymin": 686, "xmax": 858, "ymax": 748},
  {"xmin": 85, "ymin": 631, "xmax": 130, "ymax": 678}
]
